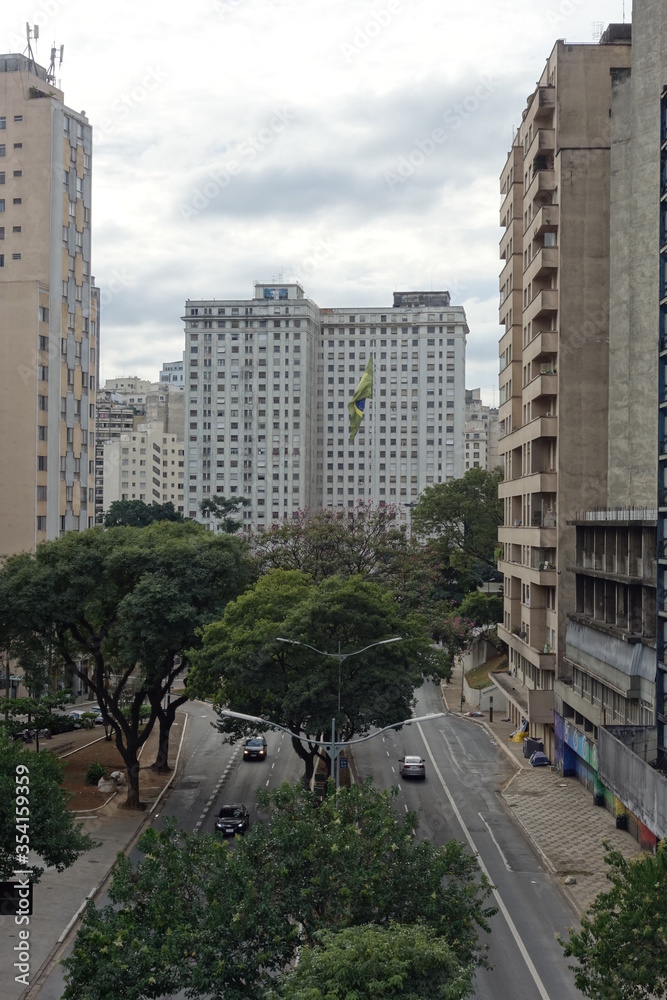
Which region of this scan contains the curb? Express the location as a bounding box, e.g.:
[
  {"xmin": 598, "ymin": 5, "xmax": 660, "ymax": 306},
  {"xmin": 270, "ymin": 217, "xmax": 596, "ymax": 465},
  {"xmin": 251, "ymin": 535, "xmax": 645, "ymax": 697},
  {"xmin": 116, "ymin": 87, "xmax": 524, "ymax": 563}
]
[{"xmin": 20, "ymin": 711, "xmax": 189, "ymax": 1000}]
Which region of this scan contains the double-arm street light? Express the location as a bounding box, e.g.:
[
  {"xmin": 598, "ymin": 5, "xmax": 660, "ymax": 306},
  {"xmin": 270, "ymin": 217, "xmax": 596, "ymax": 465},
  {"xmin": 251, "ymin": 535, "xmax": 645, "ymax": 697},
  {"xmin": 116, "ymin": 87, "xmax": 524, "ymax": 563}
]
[
  {"xmin": 275, "ymin": 635, "xmax": 403, "ymax": 786},
  {"xmin": 220, "ymin": 708, "xmax": 446, "ymax": 791}
]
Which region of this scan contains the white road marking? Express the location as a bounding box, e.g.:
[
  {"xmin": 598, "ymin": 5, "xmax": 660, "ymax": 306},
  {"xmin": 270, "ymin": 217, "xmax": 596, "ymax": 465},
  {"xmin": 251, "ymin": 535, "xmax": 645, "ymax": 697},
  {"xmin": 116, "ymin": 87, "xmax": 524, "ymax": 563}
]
[
  {"xmin": 418, "ymin": 721, "xmax": 552, "ymax": 1000},
  {"xmin": 478, "ymin": 812, "xmax": 512, "ymax": 872}
]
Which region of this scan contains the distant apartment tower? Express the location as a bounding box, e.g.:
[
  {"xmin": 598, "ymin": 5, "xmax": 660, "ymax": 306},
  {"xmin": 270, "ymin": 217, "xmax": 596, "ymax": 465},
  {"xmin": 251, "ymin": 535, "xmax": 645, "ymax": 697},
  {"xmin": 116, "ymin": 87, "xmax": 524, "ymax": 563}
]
[
  {"xmin": 0, "ymin": 54, "xmax": 97, "ymax": 555},
  {"xmin": 103, "ymin": 420, "xmax": 185, "ymax": 512},
  {"xmin": 95, "ymin": 381, "xmax": 185, "ymax": 520},
  {"xmin": 182, "ymin": 284, "xmax": 467, "ymax": 528},
  {"xmin": 160, "ymin": 357, "xmax": 185, "ymax": 386},
  {"xmin": 464, "ymin": 388, "xmax": 499, "ymax": 472},
  {"xmin": 496, "ymin": 31, "xmax": 632, "ymax": 759}
]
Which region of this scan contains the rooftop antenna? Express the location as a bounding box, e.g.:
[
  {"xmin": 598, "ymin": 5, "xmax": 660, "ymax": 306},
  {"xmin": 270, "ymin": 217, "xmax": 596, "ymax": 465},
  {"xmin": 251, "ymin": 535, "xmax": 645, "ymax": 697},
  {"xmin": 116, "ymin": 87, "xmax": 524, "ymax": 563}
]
[
  {"xmin": 592, "ymin": 21, "xmax": 603, "ymax": 41},
  {"xmin": 46, "ymin": 42, "xmax": 64, "ymax": 86},
  {"xmin": 25, "ymin": 23, "xmax": 38, "ymax": 75}
]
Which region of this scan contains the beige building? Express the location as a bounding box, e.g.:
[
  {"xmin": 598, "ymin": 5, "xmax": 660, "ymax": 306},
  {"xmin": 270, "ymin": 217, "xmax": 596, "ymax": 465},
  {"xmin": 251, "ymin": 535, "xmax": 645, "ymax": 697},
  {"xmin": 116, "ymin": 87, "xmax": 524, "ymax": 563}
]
[
  {"xmin": 103, "ymin": 420, "xmax": 185, "ymax": 512},
  {"xmin": 96, "ymin": 381, "xmax": 185, "ymax": 520},
  {"xmin": 0, "ymin": 54, "xmax": 97, "ymax": 557},
  {"xmin": 496, "ymin": 29, "xmax": 632, "ymax": 758}
]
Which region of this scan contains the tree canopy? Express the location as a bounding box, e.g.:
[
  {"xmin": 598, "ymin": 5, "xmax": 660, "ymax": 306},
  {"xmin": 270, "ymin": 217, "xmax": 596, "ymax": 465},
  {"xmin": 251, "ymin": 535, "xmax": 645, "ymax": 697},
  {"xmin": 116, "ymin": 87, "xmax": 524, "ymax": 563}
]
[
  {"xmin": 187, "ymin": 569, "xmax": 447, "ymax": 783},
  {"xmin": 559, "ymin": 840, "xmax": 667, "ymax": 1000},
  {"xmin": 251, "ymin": 502, "xmax": 440, "ymax": 609},
  {"xmin": 62, "ymin": 781, "xmax": 494, "ymax": 1000},
  {"xmin": 267, "ymin": 923, "xmax": 475, "ymax": 1000},
  {"xmin": 0, "ymin": 522, "xmax": 254, "ymax": 806},
  {"xmin": 0, "ymin": 734, "xmax": 96, "ymax": 882},
  {"xmin": 103, "ymin": 499, "xmax": 184, "ymax": 527},
  {"xmin": 199, "ymin": 493, "xmax": 251, "ymax": 533},
  {"xmin": 412, "ymin": 468, "xmax": 503, "ymax": 574}
]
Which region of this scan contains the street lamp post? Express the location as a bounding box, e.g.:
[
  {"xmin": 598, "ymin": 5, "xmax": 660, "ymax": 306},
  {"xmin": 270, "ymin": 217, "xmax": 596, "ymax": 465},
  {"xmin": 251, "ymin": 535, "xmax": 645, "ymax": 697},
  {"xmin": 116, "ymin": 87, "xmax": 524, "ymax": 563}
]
[
  {"xmin": 220, "ymin": 708, "xmax": 446, "ymax": 794},
  {"xmin": 275, "ymin": 636, "xmax": 402, "ymax": 788}
]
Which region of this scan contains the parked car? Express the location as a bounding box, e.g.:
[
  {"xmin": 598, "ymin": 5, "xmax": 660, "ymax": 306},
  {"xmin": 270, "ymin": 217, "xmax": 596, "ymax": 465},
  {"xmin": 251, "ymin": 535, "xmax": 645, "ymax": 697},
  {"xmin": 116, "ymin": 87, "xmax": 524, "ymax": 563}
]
[
  {"xmin": 398, "ymin": 755, "xmax": 426, "ymax": 780},
  {"xmin": 530, "ymin": 751, "xmax": 551, "ymax": 767},
  {"xmin": 243, "ymin": 736, "xmax": 268, "ymax": 761},
  {"xmin": 215, "ymin": 804, "xmax": 250, "ymax": 836}
]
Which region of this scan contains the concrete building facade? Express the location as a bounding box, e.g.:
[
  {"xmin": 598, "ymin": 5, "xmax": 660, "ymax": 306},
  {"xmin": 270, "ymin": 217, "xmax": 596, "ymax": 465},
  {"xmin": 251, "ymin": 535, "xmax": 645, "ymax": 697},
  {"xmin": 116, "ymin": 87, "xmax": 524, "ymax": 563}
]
[
  {"xmin": 496, "ymin": 31, "xmax": 632, "ymax": 759},
  {"xmin": 464, "ymin": 388, "xmax": 499, "ymax": 472},
  {"xmin": 160, "ymin": 358, "xmax": 185, "ymax": 386},
  {"xmin": 183, "ymin": 283, "xmax": 467, "ymax": 529},
  {"xmin": 102, "ymin": 420, "xmax": 185, "ymax": 512},
  {"xmin": 0, "ymin": 54, "xmax": 97, "ymax": 556}
]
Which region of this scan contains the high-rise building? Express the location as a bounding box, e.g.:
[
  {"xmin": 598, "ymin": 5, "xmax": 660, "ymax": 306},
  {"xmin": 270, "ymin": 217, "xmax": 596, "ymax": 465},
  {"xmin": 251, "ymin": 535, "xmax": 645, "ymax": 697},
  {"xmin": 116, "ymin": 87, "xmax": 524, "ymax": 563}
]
[
  {"xmin": 464, "ymin": 388, "xmax": 499, "ymax": 472},
  {"xmin": 102, "ymin": 420, "xmax": 185, "ymax": 512},
  {"xmin": 182, "ymin": 283, "xmax": 467, "ymax": 528},
  {"xmin": 0, "ymin": 53, "xmax": 97, "ymax": 555},
  {"xmin": 496, "ymin": 30, "xmax": 632, "ymax": 759}
]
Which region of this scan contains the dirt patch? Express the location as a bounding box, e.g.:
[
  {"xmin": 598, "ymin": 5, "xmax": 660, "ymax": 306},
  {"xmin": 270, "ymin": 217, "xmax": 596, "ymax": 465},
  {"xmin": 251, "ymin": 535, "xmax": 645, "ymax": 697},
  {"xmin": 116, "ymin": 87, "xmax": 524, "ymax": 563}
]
[{"xmin": 26, "ymin": 725, "xmax": 173, "ymax": 812}]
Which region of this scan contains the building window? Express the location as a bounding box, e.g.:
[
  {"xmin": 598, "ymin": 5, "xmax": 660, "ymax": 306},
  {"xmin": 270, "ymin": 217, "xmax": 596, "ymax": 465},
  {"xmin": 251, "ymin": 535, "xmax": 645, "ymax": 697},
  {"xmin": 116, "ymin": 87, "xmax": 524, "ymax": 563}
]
[{"xmin": 14, "ymin": 115, "xmax": 23, "ymax": 123}]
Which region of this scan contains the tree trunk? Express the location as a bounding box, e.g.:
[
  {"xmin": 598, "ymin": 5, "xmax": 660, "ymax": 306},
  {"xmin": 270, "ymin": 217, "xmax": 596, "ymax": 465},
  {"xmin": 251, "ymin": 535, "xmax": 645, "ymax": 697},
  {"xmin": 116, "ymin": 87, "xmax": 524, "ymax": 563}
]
[
  {"xmin": 150, "ymin": 693, "xmax": 188, "ymax": 772},
  {"xmin": 123, "ymin": 752, "xmax": 144, "ymax": 810}
]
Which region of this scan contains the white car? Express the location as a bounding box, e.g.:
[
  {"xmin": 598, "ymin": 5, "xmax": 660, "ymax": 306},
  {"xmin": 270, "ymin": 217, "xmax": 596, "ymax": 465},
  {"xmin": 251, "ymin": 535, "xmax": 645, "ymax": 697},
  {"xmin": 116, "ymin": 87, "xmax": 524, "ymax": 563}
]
[{"xmin": 398, "ymin": 755, "xmax": 426, "ymax": 780}]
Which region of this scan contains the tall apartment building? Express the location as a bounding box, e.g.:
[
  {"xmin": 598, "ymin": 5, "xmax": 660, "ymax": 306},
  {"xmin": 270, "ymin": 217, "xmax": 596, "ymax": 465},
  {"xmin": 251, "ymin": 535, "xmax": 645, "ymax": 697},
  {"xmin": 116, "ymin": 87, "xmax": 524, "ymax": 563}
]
[
  {"xmin": 102, "ymin": 420, "xmax": 185, "ymax": 512},
  {"xmin": 464, "ymin": 388, "xmax": 499, "ymax": 472},
  {"xmin": 183, "ymin": 283, "xmax": 467, "ymax": 528},
  {"xmin": 496, "ymin": 29, "xmax": 632, "ymax": 759},
  {"xmin": 95, "ymin": 381, "xmax": 185, "ymax": 520},
  {"xmin": 0, "ymin": 54, "xmax": 97, "ymax": 556}
]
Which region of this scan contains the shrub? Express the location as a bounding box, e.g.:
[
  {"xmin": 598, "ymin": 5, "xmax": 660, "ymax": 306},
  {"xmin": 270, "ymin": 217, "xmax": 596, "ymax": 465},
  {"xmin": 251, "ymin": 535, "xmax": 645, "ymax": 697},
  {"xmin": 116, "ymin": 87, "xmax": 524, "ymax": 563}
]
[{"xmin": 86, "ymin": 762, "xmax": 107, "ymax": 785}]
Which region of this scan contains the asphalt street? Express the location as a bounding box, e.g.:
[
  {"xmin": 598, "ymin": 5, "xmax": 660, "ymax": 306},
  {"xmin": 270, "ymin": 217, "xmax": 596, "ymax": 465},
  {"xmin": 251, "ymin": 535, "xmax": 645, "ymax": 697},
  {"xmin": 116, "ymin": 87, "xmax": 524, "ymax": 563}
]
[{"xmin": 353, "ymin": 681, "xmax": 584, "ymax": 1000}]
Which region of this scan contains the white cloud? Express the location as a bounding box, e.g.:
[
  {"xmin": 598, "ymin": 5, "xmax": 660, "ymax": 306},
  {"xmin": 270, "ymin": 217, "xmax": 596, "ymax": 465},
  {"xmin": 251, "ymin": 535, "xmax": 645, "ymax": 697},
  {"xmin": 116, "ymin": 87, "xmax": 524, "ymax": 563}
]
[{"xmin": 4, "ymin": 0, "xmax": 622, "ymax": 397}]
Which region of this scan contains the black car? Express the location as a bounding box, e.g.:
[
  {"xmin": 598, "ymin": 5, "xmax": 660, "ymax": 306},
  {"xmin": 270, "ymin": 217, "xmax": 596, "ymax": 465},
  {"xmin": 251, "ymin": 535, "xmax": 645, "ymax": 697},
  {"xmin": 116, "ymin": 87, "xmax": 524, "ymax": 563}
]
[
  {"xmin": 215, "ymin": 804, "xmax": 250, "ymax": 836},
  {"xmin": 243, "ymin": 736, "xmax": 268, "ymax": 761}
]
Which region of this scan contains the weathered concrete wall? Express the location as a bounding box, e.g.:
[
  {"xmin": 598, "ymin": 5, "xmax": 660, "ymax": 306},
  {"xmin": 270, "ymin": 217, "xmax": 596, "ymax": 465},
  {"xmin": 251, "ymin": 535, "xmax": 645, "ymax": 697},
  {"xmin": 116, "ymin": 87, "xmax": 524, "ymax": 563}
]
[{"xmin": 599, "ymin": 726, "xmax": 667, "ymax": 839}]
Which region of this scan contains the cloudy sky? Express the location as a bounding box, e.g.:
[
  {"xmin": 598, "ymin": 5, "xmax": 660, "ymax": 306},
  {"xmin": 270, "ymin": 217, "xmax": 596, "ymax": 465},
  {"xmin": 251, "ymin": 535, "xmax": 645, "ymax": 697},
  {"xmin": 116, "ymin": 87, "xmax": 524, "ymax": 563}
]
[{"xmin": 7, "ymin": 0, "xmax": 625, "ymax": 402}]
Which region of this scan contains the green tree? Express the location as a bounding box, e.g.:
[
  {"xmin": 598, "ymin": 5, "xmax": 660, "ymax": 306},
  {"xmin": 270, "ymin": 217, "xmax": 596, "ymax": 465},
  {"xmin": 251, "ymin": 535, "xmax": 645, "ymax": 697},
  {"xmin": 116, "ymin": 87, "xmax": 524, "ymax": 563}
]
[
  {"xmin": 559, "ymin": 840, "xmax": 667, "ymax": 1000},
  {"xmin": 188, "ymin": 570, "xmax": 447, "ymax": 784},
  {"xmin": 103, "ymin": 499, "xmax": 184, "ymax": 527},
  {"xmin": 412, "ymin": 468, "xmax": 503, "ymax": 574},
  {"xmin": 0, "ymin": 522, "xmax": 253, "ymax": 807},
  {"xmin": 62, "ymin": 782, "xmax": 495, "ymax": 1000},
  {"xmin": 0, "ymin": 734, "xmax": 96, "ymax": 881},
  {"xmin": 0, "ymin": 692, "xmax": 74, "ymax": 752},
  {"xmin": 458, "ymin": 591, "xmax": 503, "ymax": 630},
  {"xmin": 267, "ymin": 923, "xmax": 475, "ymax": 1000},
  {"xmin": 251, "ymin": 502, "xmax": 439, "ymax": 608},
  {"xmin": 199, "ymin": 493, "xmax": 251, "ymax": 533}
]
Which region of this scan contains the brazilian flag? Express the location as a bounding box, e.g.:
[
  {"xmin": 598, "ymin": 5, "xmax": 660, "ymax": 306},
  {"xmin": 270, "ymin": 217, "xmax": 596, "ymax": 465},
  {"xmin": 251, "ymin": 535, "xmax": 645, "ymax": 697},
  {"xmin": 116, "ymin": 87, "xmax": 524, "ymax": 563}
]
[{"xmin": 348, "ymin": 355, "xmax": 373, "ymax": 443}]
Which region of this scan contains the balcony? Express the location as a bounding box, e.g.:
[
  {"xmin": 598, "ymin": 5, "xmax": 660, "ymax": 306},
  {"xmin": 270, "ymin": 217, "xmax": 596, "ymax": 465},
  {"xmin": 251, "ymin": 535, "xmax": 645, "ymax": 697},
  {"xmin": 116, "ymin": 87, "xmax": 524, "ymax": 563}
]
[
  {"xmin": 530, "ymin": 204, "xmax": 559, "ymax": 237},
  {"xmin": 499, "ymin": 218, "xmax": 522, "ymax": 261},
  {"xmin": 498, "ymin": 469, "xmax": 557, "ymax": 497},
  {"xmin": 523, "ymin": 288, "xmax": 558, "ymax": 326},
  {"xmin": 499, "ymin": 182, "xmax": 521, "ymax": 228},
  {"xmin": 523, "ymin": 329, "xmax": 558, "ymax": 366},
  {"xmin": 533, "ymin": 85, "xmax": 556, "ymax": 122},
  {"xmin": 526, "ymin": 167, "xmax": 556, "ymax": 208},
  {"xmin": 525, "ymin": 128, "xmax": 556, "ymax": 168},
  {"xmin": 524, "ymin": 246, "xmax": 559, "ymax": 285},
  {"xmin": 523, "ymin": 372, "xmax": 557, "ymax": 405}
]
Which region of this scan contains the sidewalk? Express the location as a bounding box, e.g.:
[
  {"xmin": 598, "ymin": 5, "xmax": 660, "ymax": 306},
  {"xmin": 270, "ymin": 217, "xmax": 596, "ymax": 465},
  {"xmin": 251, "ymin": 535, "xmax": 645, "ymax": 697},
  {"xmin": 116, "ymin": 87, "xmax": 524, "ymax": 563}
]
[
  {"xmin": 443, "ymin": 659, "xmax": 641, "ymax": 916},
  {"xmin": 3, "ymin": 708, "xmax": 186, "ymax": 1000}
]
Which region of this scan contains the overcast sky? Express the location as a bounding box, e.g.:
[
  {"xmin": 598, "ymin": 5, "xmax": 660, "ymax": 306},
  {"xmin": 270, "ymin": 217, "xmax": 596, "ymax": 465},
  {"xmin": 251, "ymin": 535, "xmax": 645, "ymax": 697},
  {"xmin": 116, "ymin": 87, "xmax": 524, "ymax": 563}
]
[{"xmin": 6, "ymin": 0, "xmax": 626, "ymax": 402}]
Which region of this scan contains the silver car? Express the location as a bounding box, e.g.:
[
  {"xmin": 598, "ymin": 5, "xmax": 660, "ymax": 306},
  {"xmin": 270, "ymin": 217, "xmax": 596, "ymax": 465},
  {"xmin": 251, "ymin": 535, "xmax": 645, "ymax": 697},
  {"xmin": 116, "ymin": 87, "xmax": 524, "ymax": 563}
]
[{"xmin": 398, "ymin": 755, "xmax": 426, "ymax": 779}]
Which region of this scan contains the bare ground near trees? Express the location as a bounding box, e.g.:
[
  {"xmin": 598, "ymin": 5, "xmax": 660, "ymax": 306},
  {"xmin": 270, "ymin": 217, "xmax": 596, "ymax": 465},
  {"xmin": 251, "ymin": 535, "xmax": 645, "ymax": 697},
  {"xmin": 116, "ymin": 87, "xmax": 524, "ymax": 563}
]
[{"xmin": 24, "ymin": 716, "xmax": 180, "ymax": 813}]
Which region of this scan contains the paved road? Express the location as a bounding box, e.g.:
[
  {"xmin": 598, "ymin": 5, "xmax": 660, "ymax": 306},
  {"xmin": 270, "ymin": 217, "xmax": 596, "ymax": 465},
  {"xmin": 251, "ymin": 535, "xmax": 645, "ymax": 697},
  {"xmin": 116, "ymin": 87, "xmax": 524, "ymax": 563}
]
[
  {"xmin": 27, "ymin": 701, "xmax": 307, "ymax": 1000},
  {"xmin": 353, "ymin": 681, "xmax": 584, "ymax": 1000}
]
